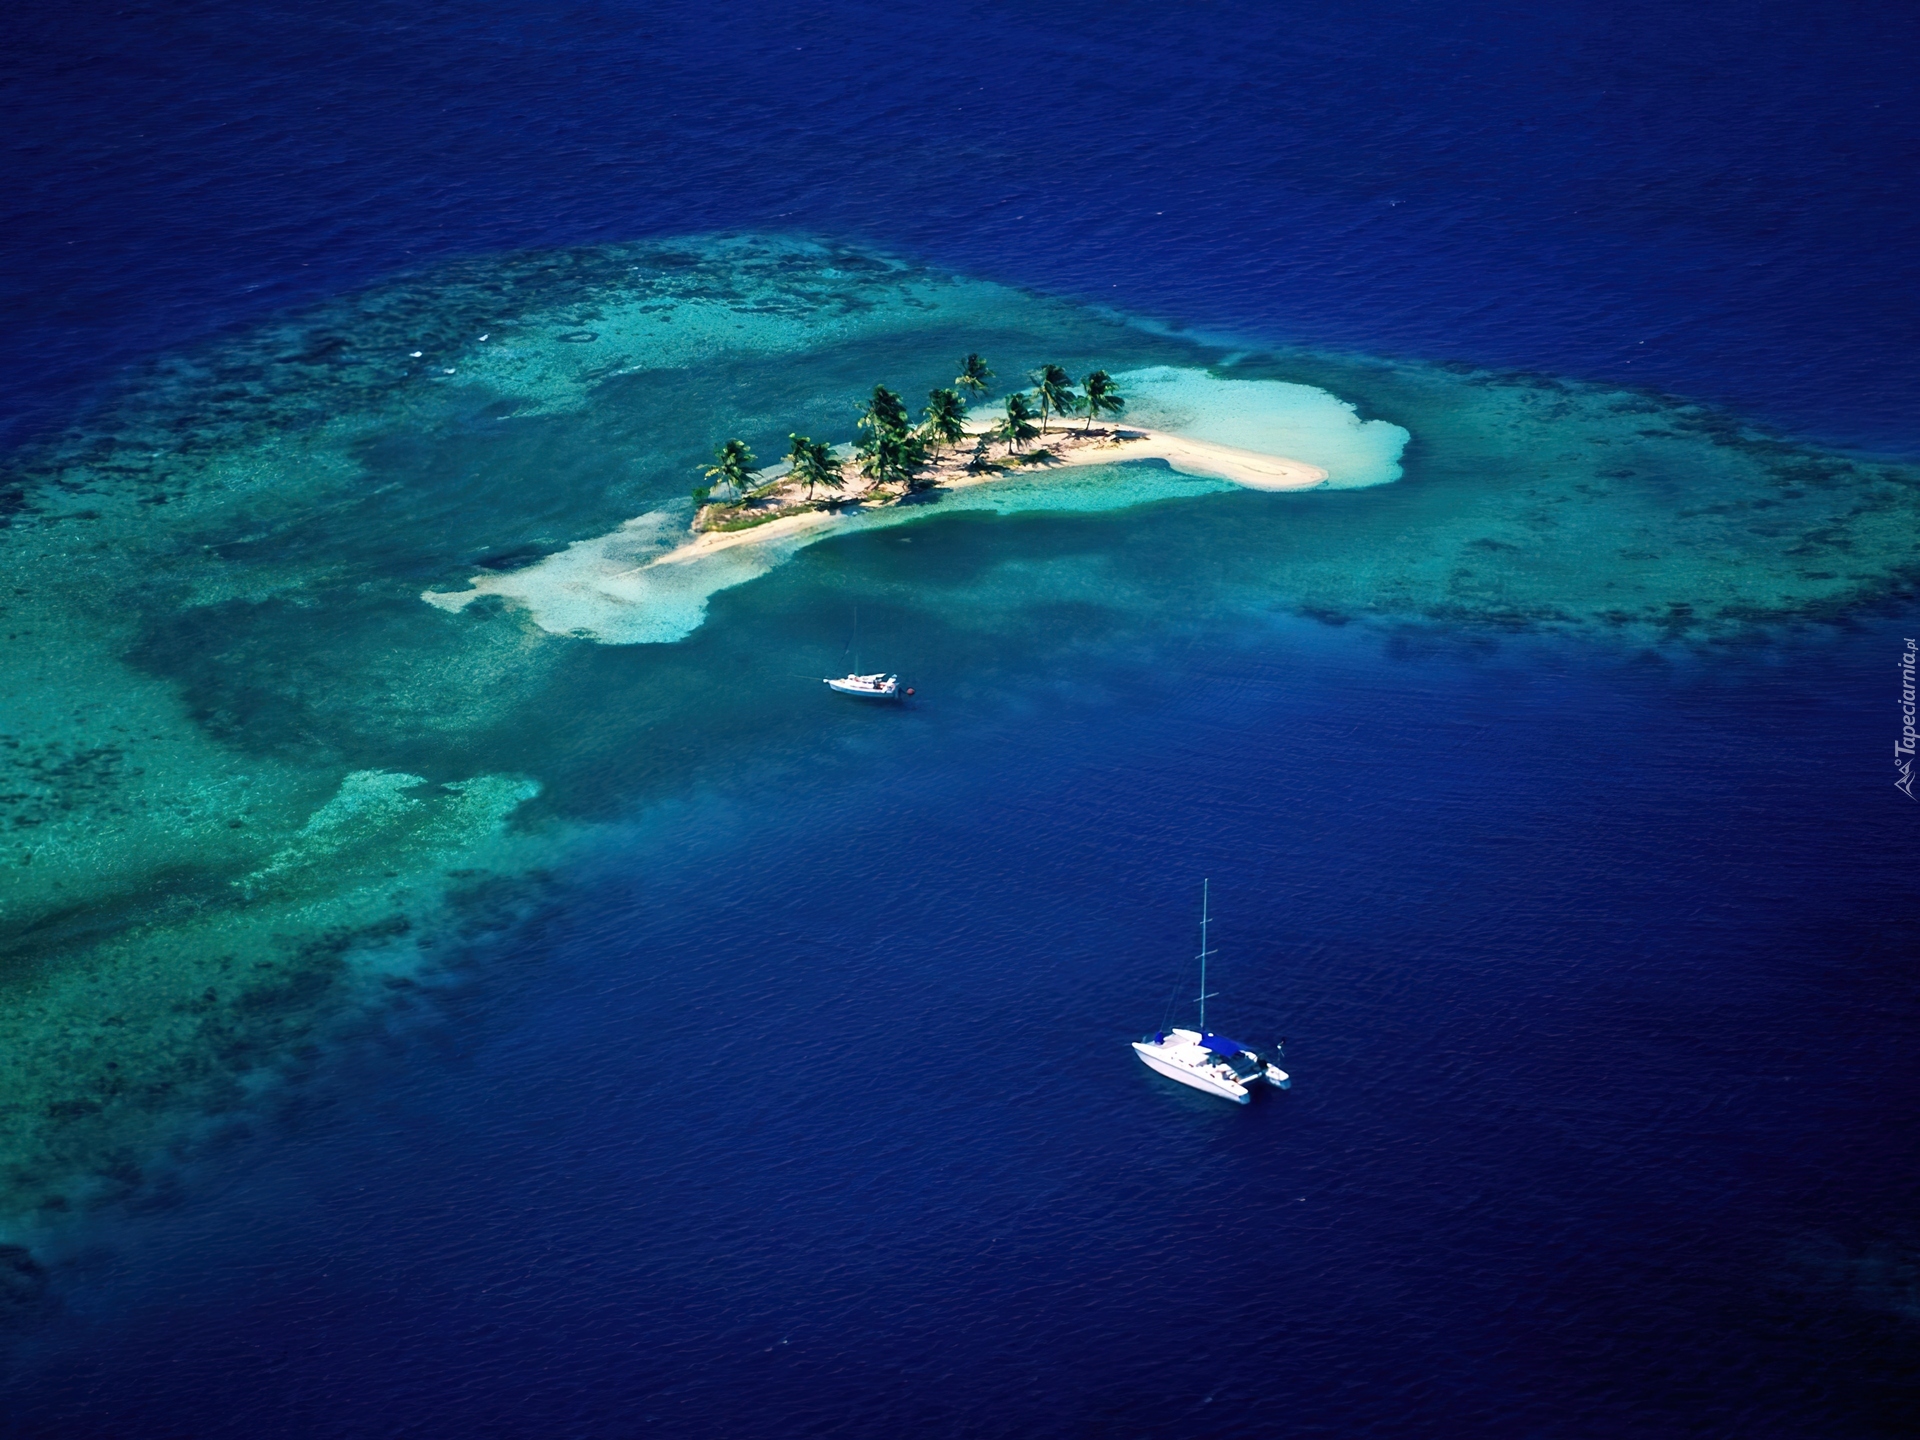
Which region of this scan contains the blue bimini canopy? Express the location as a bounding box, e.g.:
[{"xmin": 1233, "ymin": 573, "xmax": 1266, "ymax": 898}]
[{"xmin": 1200, "ymin": 1034, "xmax": 1255, "ymax": 1057}]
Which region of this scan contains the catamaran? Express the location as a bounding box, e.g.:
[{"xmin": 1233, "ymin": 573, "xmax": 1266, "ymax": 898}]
[{"xmin": 1132, "ymin": 880, "xmax": 1289, "ymax": 1104}]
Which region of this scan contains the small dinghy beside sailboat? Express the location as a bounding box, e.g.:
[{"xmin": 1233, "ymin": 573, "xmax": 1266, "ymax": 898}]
[{"xmin": 1133, "ymin": 880, "xmax": 1289, "ymax": 1104}]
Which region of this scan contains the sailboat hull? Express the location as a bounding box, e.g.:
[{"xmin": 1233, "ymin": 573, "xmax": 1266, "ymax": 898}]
[
  {"xmin": 825, "ymin": 675, "xmax": 900, "ymax": 700},
  {"xmin": 1132, "ymin": 1042, "xmax": 1251, "ymax": 1103}
]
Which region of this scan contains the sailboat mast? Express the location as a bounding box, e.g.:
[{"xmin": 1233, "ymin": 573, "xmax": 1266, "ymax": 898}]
[{"xmin": 1198, "ymin": 878, "xmax": 1212, "ymax": 1032}]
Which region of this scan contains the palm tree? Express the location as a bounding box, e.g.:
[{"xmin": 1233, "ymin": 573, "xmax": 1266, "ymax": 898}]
[
  {"xmin": 922, "ymin": 387, "xmax": 967, "ymax": 447},
  {"xmin": 1032, "ymin": 364, "xmax": 1076, "ymax": 434},
  {"xmin": 809, "ymin": 440, "xmax": 847, "ymax": 498},
  {"xmin": 994, "ymin": 392, "xmax": 1039, "ymax": 456},
  {"xmin": 858, "ymin": 384, "xmax": 912, "ymax": 444},
  {"xmin": 788, "ymin": 434, "xmax": 843, "ymax": 500},
  {"xmin": 855, "ymin": 384, "xmax": 925, "ymax": 492},
  {"xmin": 857, "ymin": 429, "xmax": 925, "ymax": 491},
  {"xmin": 956, "ymin": 353, "xmax": 993, "ymax": 399},
  {"xmin": 703, "ymin": 439, "xmax": 757, "ymax": 503},
  {"xmin": 1081, "ymin": 369, "xmax": 1125, "ymax": 432}
]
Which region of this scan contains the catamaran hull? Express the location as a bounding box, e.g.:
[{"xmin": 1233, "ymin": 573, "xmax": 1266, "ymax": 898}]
[{"xmin": 1132, "ymin": 1044, "xmax": 1250, "ymax": 1103}]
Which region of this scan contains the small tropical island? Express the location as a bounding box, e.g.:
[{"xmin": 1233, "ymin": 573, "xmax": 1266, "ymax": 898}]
[
  {"xmin": 420, "ymin": 356, "xmax": 1342, "ymax": 644},
  {"xmin": 686, "ymin": 356, "xmax": 1328, "ymax": 543}
]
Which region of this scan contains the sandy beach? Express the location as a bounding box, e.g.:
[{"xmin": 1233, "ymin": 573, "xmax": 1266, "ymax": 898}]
[
  {"xmin": 420, "ymin": 417, "xmax": 1329, "ymax": 639},
  {"xmin": 665, "ymin": 419, "xmax": 1326, "ymax": 561},
  {"xmin": 1042, "ymin": 425, "xmax": 1329, "ymax": 491}
]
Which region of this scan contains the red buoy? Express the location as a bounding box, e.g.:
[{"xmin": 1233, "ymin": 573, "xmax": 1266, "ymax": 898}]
[{"xmin": 905, "ymin": 687, "xmax": 915, "ymax": 696}]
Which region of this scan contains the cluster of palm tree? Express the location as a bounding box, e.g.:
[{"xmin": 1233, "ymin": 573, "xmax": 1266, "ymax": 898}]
[
  {"xmin": 988, "ymin": 365, "xmax": 1125, "ymax": 457},
  {"xmin": 694, "ymin": 354, "xmax": 1126, "ymax": 511},
  {"xmin": 853, "ymin": 382, "xmax": 927, "ymax": 491}
]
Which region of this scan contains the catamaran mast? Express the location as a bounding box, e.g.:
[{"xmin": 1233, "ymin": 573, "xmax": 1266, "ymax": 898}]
[{"xmin": 1197, "ymin": 878, "xmax": 1218, "ymax": 1032}]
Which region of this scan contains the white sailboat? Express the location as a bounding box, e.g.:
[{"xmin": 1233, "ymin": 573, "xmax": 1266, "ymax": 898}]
[
  {"xmin": 824, "ymin": 671, "xmax": 902, "ymax": 699},
  {"xmin": 1133, "ymin": 880, "xmax": 1289, "ymax": 1104},
  {"xmin": 823, "ymin": 604, "xmax": 910, "ymax": 700}
]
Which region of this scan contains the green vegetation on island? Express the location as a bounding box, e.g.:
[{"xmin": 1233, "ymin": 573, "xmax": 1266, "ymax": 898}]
[
  {"xmin": 1032, "ymin": 363, "xmax": 1076, "ymax": 434},
  {"xmin": 1082, "ymin": 370, "xmax": 1124, "ymax": 432},
  {"xmin": 690, "ymin": 358, "xmax": 1128, "ymax": 532},
  {"xmin": 993, "ymin": 392, "xmax": 1041, "ymax": 456},
  {"xmin": 922, "ymin": 387, "xmax": 967, "ymax": 447},
  {"xmin": 957, "ymin": 352, "xmax": 994, "ymax": 399},
  {"xmin": 787, "ymin": 434, "xmax": 844, "ymax": 501},
  {"xmin": 699, "ymin": 438, "xmax": 758, "ymax": 504}
]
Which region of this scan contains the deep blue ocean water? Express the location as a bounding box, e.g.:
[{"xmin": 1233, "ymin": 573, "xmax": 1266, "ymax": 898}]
[
  {"xmin": 9, "ymin": 0, "xmax": 1919, "ymax": 453},
  {"xmin": 5, "ymin": 2, "xmax": 1918, "ymax": 1436}
]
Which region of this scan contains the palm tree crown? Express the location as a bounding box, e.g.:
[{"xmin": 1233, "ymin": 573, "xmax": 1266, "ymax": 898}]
[
  {"xmin": 956, "ymin": 353, "xmax": 994, "ymax": 398},
  {"xmin": 858, "ymin": 384, "xmax": 912, "ymax": 443},
  {"xmin": 787, "ymin": 434, "xmax": 843, "ymax": 500},
  {"xmin": 697, "ymin": 359, "xmax": 1123, "ymax": 515},
  {"xmin": 703, "ymin": 439, "xmax": 757, "ymax": 502},
  {"xmin": 922, "ymin": 387, "xmax": 968, "ymax": 447},
  {"xmin": 855, "ymin": 385, "xmax": 924, "ymax": 490},
  {"xmin": 1032, "ymin": 364, "xmax": 1076, "ymax": 433},
  {"xmin": 857, "ymin": 429, "xmax": 926, "ymax": 490},
  {"xmin": 1081, "ymin": 369, "xmax": 1125, "ymax": 431},
  {"xmin": 995, "ymin": 392, "xmax": 1040, "ymax": 456}
]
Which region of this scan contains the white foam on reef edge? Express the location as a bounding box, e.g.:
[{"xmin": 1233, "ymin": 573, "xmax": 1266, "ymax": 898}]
[{"xmin": 421, "ymin": 367, "xmax": 1408, "ymax": 645}]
